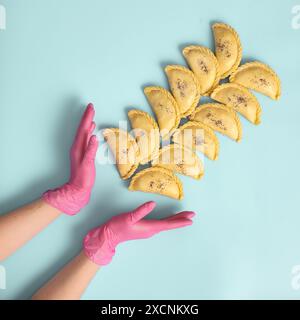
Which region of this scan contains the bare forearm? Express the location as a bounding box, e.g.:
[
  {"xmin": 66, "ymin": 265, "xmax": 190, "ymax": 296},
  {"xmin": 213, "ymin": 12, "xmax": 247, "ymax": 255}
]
[
  {"xmin": 32, "ymin": 251, "xmax": 100, "ymax": 300},
  {"xmin": 0, "ymin": 199, "xmax": 61, "ymax": 261}
]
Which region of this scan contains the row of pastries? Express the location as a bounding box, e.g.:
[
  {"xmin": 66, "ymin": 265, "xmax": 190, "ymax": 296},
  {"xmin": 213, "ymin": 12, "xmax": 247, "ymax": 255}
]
[{"xmin": 103, "ymin": 23, "xmax": 281, "ymax": 200}]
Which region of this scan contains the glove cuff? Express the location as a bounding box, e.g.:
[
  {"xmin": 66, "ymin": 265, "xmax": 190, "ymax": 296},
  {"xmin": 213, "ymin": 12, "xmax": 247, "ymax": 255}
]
[
  {"xmin": 83, "ymin": 225, "xmax": 116, "ymax": 266},
  {"xmin": 42, "ymin": 183, "xmax": 90, "ymax": 215}
]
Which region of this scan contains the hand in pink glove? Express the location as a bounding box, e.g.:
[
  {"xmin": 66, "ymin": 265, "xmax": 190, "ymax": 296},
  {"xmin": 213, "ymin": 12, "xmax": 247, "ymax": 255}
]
[
  {"xmin": 83, "ymin": 201, "xmax": 195, "ymax": 265},
  {"xmin": 43, "ymin": 103, "xmax": 99, "ymax": 215}
]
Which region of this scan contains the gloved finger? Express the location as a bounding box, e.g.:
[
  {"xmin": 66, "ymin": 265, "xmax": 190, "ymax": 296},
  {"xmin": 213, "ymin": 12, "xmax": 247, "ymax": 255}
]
[
  {"xmin": 83, "ymin": 135, "xmax": 99, "ymax": 163},
  {"xmin": 72, "ymin": 104, "xmax": 95, "ymax": 155},
  {"xmin": 90, "ymin": 121, "xmax": 96, "ymax": 133},
  {"xmin": 162, "ymin": 211, "xmax": 195, "ymax": 221},
  {"xmin": 129, "ymin": 201, "xmax": 156, "ymax": 224},
  {"xmin": 155, "ymin": 218, "xmax": 193, "ymax": 232}
]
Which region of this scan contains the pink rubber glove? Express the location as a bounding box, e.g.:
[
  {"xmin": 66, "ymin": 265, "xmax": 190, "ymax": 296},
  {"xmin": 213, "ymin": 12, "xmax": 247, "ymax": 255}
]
[
  {"xmin": 83, "ymin": 201, "xmax": 195, "ymax": 265},
  {"xmin": 43, "ymin": 103, "xmax": 99, "ymax": 215}
]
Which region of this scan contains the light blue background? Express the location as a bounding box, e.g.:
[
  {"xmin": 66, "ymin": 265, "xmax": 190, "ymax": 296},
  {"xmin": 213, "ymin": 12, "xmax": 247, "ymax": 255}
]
[{"xmin": 0, "ymin": 0, "xmax": 300, "ymax": 300}]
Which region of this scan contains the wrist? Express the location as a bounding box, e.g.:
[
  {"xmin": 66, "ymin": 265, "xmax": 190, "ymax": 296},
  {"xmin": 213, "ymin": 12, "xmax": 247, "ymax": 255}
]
[
  {"xmin": 83, "ymin": 225, "xmax": 117, "ymax": 266},
  {"xmin": 79, "ymin": 251, "xmax": 101, "ymax": 271},
  {"xmin": 42, "ymin": 182, "xmax": 91, "ymax": 216}
]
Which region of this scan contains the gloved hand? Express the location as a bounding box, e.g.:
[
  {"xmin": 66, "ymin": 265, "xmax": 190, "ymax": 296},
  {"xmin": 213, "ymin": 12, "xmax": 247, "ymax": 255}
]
[
  {"xmin": 43, "ymin": 103, "xmax": 99, "ymax": 215},
  {"xmin": 83, "ymin": 201, "xmax": 195, "ymax": 265}
]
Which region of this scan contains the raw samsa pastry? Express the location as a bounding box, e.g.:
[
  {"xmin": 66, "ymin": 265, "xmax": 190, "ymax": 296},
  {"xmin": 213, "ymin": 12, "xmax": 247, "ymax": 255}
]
[
  {"xmin": 190, "ymin": 103, "xmax": 242, "ymax": 142},
  {"xmin": 129, "ymin": 167, "xmax": 183, "ymax": 200},
  {"xmin": 165, "ymin": 65, "xmax": 201, "ymax": 117},
  {"xmin": 152, "ymin": 144, "xmax": 204, "ymax": 180},
  {"xmin": 103, "ymin": 128, "xmax": 139, "ymax": 180},
  {"xmin": 230, "ymin": 61, "xmax": 281, "ymax": 100},
  {"xmin": 172, "ymin": 121, "xmax": 219, "ymax": 161},
  {"xmin": 212, "ymin": 23, "xmax": 242, "ymax": 79},
  {"xmin": 144, "ymin": 86, "xmax": 180, "ymax": 139},
  {"xmin": 211, "ymin": 83, "xmax": 262, "ymax": 125},
  {"xmin": 182, "ymin": 46, "xmax": 220, "ymax": 96},
  {"xmin": 128, "ymin": 109, "xmax": 160, "ymax": 164}
]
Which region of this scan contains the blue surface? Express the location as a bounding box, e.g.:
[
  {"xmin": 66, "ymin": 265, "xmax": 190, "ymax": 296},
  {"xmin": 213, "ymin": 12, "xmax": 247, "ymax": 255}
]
[{"xmin": 0, "ymin": 0, "xmax": 300, "ymax": 300}]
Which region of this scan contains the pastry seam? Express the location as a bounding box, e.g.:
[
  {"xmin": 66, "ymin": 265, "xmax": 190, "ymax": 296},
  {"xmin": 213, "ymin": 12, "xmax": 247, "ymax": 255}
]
[
  {"xmin": 212, "ymin": 23, "xmax": 243, "ymax": 79},
  {"xmin": 229, "ymin": 61, "xmax": 281, "ymax": 100},
  {"xmin": 182, "ymin": 45, "xmax": 221, "ymax": 96},
  {"xmin": 144, "ymin": 86, "xmax": 181, "ymax": 138},
  {"xmin": 152, "ymin": 144, "xmax": 204, "ymax": 180},
  {"xmin": 211, "ymin": 83, "xmax": 262, "ymax": 125},
  {"xmin": 190, "ymin": 102, "xmax": 243, "ymax": 142},
  {"xmin": 129, "ymin": 166, "xmax": 184, "ymax": 200},
  {"xmin": 165, "ymin": 64, "xmax": 201, "ymax": 117},
  {"xmin": 103, "ymin": 128, "xmax": 140, "ymax": 180},
  {"xmin": 128, "ymin": 109, "xmax": 160, "ymax": 163}
]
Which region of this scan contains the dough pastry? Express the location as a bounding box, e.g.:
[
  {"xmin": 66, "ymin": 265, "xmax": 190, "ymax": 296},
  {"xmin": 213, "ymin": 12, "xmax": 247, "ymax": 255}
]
[
  {"xmin": 189, "ymin": 103, "xmax": 242, "ymax": 142},
  {"xmin": 182, "ymin": 46, "xmax": 220, "ymax": 95},
  {"xmin": 152, "ymin": 144, "xmax": 204, "ymax": 179},
  {"xmin": 165, "ymin": 65, "xmax": 201, "ymax": 117},
  {"xmin": 229, "ymin": 61, "xmax": 281, "ymax": 100},
  {"xmin": 129, "ymin": 167, "xmax": 183, "ymax": 200},
  {"xmin": 212, "ymin": 23, "xmax": 242, "ymax": 79},
  {"xmin": 128, "ymin": 109, "xmax": 160, "ymax": 164},
  {"xmin": 103, "ymin": 128, "xmax": 139, "ymax": 180},
  {"xmin": 211, "ymin": 83, "xmax": 262, "ymax": 124},
  {"xmin": 144, "ymin": 86, "xmax": 180, "ymax": 139},
  {"xmin": 172, "ymin": 121, "xmax": 219, "ymax": 160}
]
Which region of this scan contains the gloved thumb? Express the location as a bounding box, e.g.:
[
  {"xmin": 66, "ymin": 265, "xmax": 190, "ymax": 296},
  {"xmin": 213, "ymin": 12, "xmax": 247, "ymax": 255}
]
[
  {"xmin": 84, "ymin": 135, "xmax": 99, "ymax": 163},
  {"xmin": 129, "ymin": 201, "xmax": 156, "ymax": 224}
]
